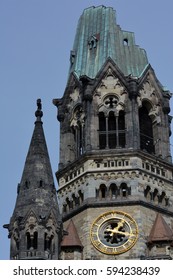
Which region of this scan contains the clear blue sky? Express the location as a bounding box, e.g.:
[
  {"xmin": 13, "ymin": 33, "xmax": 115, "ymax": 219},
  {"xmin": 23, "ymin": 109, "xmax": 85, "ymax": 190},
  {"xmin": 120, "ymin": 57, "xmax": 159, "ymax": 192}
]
[{"xmin": 0, "ymin": 0, "xmax": 173, "ymax": 259}]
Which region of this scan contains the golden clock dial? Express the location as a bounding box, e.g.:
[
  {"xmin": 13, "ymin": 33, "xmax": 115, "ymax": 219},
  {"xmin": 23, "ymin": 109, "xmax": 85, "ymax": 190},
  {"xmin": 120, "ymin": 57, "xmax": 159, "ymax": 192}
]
[{"xmin": 90, "ymin": 210, "xmax": 138, "ymax": 255}]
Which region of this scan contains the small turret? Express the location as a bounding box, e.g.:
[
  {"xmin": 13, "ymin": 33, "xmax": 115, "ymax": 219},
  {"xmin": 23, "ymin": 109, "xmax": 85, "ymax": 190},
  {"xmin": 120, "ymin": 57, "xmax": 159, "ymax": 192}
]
[
  {"xmin": 61, "ymin": 220, "xmax": 83, "ymax": 260},
  {"xmin": 147, "ymin": 213, "xmax": 173, "ymax": 259},
  {"xmin": 4, "ymin": 99, "xmax": 62, "ymax": 259}
]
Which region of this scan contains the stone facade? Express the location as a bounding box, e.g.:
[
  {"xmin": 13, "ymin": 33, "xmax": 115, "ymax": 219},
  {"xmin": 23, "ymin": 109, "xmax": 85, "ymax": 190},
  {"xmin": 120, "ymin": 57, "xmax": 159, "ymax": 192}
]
[
  {"xmin": 54, "ymin": 6, "xmax": 173, "ymax": 260},
  {"xmin": 62, "ymin": 207, "xmax": 173, "ymax": 260}
]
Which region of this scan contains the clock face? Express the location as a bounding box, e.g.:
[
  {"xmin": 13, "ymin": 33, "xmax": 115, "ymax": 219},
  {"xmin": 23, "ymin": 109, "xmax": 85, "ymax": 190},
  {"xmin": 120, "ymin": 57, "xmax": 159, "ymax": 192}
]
[{"xmin": 90, "ymin": 210, "xmax": 138, "ymax": 255}]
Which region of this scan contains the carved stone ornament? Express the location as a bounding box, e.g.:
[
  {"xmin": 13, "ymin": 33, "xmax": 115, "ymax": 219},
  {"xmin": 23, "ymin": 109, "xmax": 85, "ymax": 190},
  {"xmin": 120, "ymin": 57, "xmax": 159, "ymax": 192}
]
[
  {"xmin": 70, "ymin": 87, "xmax": 80, "ymax": 102},
  {"xmin": 46, "ymin": 215, "xmax": 56, "ymax": 238},
  {"xmin": 70, "ymin": 106, "xmax": 85, "ymax": 128},
  {"xmin": 25, "ymin": 212, "xmax": 37, "ymax": 234},
  {"xmin": 94, "ymin": 70, "xmax": 127, "ymax": 108}
]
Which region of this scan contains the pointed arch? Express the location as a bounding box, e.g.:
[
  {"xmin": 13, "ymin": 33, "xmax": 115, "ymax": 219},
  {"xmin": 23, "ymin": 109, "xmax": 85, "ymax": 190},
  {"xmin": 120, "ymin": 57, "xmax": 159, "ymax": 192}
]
[
  {"xmin": 139, "ymin": 101, "xmax": 155, "ymax": 154},
  {"xmin": 71, "ymin": 105, "xmax": 85, "ymax": 157},
  {"xmin": 98, "ymin": 108, "xmax": 125, "ymax": 149},
  {"xmin": 26, "ymin": 231, "xmax": 37, "ymax": 250}
]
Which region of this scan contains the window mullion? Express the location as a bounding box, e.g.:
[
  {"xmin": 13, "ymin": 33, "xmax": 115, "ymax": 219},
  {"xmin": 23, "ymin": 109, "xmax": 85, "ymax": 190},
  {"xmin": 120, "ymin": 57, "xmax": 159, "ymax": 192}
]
[
  {"xmin": 106, "ymin": 116, "xmax": 109, "ymax": 148},
  {"xmin": 116, "ymin": 116, "xmax": 119, "ymax": 147}
]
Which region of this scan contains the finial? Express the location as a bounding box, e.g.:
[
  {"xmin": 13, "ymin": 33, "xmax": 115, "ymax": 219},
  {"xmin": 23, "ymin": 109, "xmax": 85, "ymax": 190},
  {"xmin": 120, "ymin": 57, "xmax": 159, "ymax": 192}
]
[{"xmin": 35, "ymin": 98, "xmax": 43, "ymax": 121}]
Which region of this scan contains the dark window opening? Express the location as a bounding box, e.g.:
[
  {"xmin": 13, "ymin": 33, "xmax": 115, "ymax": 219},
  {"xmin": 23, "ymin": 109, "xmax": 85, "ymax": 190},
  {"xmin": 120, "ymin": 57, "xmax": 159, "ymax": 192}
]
[
  {"xmin": 108, "ymin": 112, "xmax": 116, "ymax": 148},
  {"xmin": 39, "ymin": 180, "xmax": 43, "ymax": 187},
  {"xmin": 146, "ymin": 163, "xmax": 150, "ymax": 170},
  {"xmin": 72, "ymin": 106, "xmax": 85, "ymax": 158},
  {"xmin": 78, "ymin": 190, "xmax": 84, "ymax": 203},
  {"xmin": 26, "ymin": 232, "xmax": 37, "ymax": 250},
  {"xmin": 99, "ymin": 110, "xmax": 125, "ymax": 149},
  {"xmin": 144, "ymin": 186, "xmax": 151, "ymax": 198},
  {"xmin": 158, "ymin": 191, "xmax": 166, "ymax": 203},
  {"xmin": 120, "ymin": 183, "xmax": 129, "ymax": 197},
  {"xmin": 118, "ymin": 111, "xmax": 126, "ymax": 147},
  {"xmin": 123, "ymin": 38, "xmax": 128, "ymax": 46},
  {"xmin": 100, "ymin": 184, "xmax": 107, "ymax": 199},
  {"xmin": 25, "ymin": 181, "xmax": 29, "ymax": 189},
  {"xmin": 139, "ymin": 105, "xmax": 155, "ymax": 154},
  {"xmin": 109, "ymin": 184, "xmax": 118, "ymax": 198},
  {"xmin": 78, "ymin": 124, "xmax": 83, "ymax": 155},
  {"xmin": 33, "ymin": 232, "xmax": 38, "ymax": 249},
  {"xmin": 44, "ymin": 233, "xmax": 53, "ymax": 251},
  {"xmin": 99, "ymin": 112, "xmax": 106, "ymax": 149},
  {"xmin": 63, "ymin": 204, "xmax": 67, "ymax": 213},
  {"xmin": 153, "ymin": 189, "xmax": 158, "ymax": 201},
  {"xmin": 26, "ymin": 233, "xmax": 31, "ymax": 250},
  {"xmin": 66, "ymin": 198, "xmax": 71, "ymax": 210}
]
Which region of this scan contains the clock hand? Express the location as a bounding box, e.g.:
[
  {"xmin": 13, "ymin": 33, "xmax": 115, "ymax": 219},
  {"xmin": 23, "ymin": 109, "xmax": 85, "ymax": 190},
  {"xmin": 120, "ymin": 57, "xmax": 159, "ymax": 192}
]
[
  {"xmin": 105, "ymin": 228, "xmax": 135, "ymax": 237},
  {"xmin": 115, "ymin": 230, "xmax": 135, "ymax": 237},
  {"xmin": 114, "ymin": 219, "xmax": 125, "ymax": 230},
  {"xmin": 105, "ymin": 219, "xmax": 125, "ymax": 234}
]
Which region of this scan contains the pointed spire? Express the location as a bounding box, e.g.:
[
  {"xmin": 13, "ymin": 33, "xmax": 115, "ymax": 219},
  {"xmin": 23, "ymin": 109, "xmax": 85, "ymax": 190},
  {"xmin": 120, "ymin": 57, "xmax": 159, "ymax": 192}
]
[
  {"xmin": 148, "ymin": 213, "xmax": 173, "ymax": 244},
  {"xmin": 12, "ymin": 98, "xmax": 59, "ymax": 219},
  {"xmin": 6, "ymin": 99, "xmax": 62, "ymax": 259},
  {"xmin": 19, "ymin": 98, "xmax": 54, "ymax": 194},
  {"xmin": 61, "ymin": 220, "xmax": 83, "ymax": 248}
]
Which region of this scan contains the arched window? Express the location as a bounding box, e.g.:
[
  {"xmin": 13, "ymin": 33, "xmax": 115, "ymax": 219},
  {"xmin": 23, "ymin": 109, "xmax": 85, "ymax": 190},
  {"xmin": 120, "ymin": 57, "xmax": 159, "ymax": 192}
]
[
  {"xmin": 63, "ymin": 204, "xmax": 67, "ymax": 213},
  {"xmin": 120, "ymin": 183, "xmax": 129, "ymax": 197},
  {"xmin": 99, "ymin": 184, "xmax": 107, "ymax": 199},
  {"xmin": 109, "ymin": 183, "xmax": 118, "ymax": 199},
  {"xmin": 98, "ymin": 110, "xmax": 125, "ymax": 149},
  {"xmin": 26, "ymin": 233, "xmax": 31, "ymax": 250},
  {"xmin": 158, "ymin": 191, "xmax": 166, "ymax": 204},
  {"xmin": 139, "ymin": 104, "xmax": 155, "ymax": 154},
  {"xmin": 71, "ymin": 106, "xmax": 85, "ymax": 157},
  {"xmin": 99, "ymin": 112, "xmax": 106, "ymax": 149},
  {"xmin": 33, "ymin": 232, "xmax": 38, "ymax": 249},
  {"xmin": 153, "ymin": 188, "xmax": 159, "ymax": 202},
  {"xmin": 77, "ymin": 123, "xmax": 83, "ymax": 155},
  {"xmin": 144, "ymin": 186, "xmax": 151, "ymax": 200},
  {"xmin": 44, "ymin": 233, "xmax": 53, "ymax": 251},
  {"xmin": 26, "ymin": 232, "xmax": 37, "ymax": 250},
  {"xmin": 78, "ymin": 190, "xmax": 84, "ymax": 204},
  {"xmin": 72, "ymin": 194, "xmax": 79, "ymax": 208},
  {"xmin": 66, "ymin": 198, "xmax": 71, "ymax": 210}
]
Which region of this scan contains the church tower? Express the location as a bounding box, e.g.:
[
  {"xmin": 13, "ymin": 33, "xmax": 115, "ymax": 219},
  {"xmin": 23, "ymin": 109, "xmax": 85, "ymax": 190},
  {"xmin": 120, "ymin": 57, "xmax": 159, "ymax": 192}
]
[
  {"xmin": 4, "ymin": 100, "xmax": 62, "ymax": 259},
  {"xmin": 53, "ymin": 6, "xmax": 173, "ymax": 259}
]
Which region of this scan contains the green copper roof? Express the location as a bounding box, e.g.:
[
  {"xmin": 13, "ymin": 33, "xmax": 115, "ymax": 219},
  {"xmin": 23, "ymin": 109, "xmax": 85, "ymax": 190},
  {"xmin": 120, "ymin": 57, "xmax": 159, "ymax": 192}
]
[{"xmin": 69, "ymin": 6, "xmax": 149, "ymax": 78}]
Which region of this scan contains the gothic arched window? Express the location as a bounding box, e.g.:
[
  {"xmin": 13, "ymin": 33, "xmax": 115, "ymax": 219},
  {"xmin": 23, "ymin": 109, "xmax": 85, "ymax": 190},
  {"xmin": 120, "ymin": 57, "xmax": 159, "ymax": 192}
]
[
  {"xmin": 71, "ymin": 105, "xmax": 85, "ymax": 157},
  {"xmin": 26, "ymin": 232, "xmax": 37, "ymax": 250},
  {"xmin": 99, "ymin": 112, "xmax": 106, "ymax": 149},
  {"xmin": 139, "ymin": 104, "xmax": 155, "ymax": 154},
  {"xmin": 98, "ymin": 110, "xmax": 125, "ymax": 149},
  {"xmin": 44, "ymin": 233, "xmax": 53, "ymax": 251}
]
